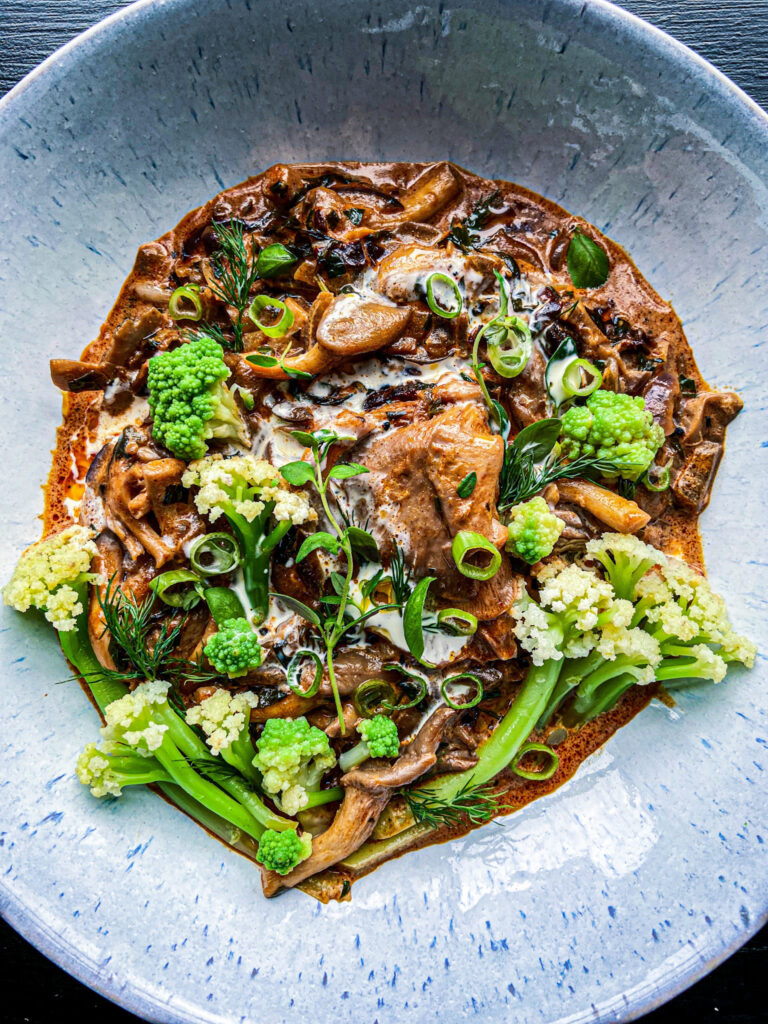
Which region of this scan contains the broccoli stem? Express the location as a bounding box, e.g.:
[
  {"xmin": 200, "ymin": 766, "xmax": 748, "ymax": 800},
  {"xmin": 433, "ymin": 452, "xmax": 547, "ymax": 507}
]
[
  {"xmin": 413, "ymin": 659, "xmax": 564, "ymax": 805},
  {"xmin": 226, "ymin": 504, "xmax": 291, "ymax": 624},
  {"xmin": 338, "ymin": 741, "xmax": 371, "ymax": 773},
  {"xmin": 570, "ymin": 657, "xmax": 643, "ymax": 717},
  {"xmin": 303, "ymin": 787, "xmax": 344, "ymax": 808},
  {"xmin": 537, "ymin": 651, "xmax": 602, "ymax": 729},
  {"xmin": 158, "ymin": 783, "xmax": 247, "ymax": 848},
  {"xmin": 565, "ymin": 672, "xmax": 636, "ymax": 724}
]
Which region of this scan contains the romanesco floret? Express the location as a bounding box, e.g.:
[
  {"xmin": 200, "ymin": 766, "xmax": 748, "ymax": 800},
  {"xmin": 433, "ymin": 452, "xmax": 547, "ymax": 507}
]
[
  {"xmin": 3, "ymin": 525, "xmax": 98, "ymax": 631},
  {"xmin": 181, "ymin": 454, "xmax": 315, "ymax": 526},
  {"xmin": 559, "ymin": 388, "xmax": 664, "ymax": 480},
  {"xmin": 585, "ymin": 532, "xmax": 666, "ymax": 601},
  {"xmin": 147, "ymin": 337, "xmax": 248, "ymax": 460},
  {"xmin": 185, "ymin": 687, "xmax": 258, "ymax": 753},
  {"xmin": 100, "ymin": 679, "xmax": 173, "ymax": 755},
  {"xmin": 252, "ymin": 716, "xmax": 337, "ymax": 816},
  {"xmin": 255, "ymin": 828, "xmax": 313, "ymax": 875},
  {"xmin": 203, "ymin": 619, "xmax": 264, "ymax": 678},
  {"xmin": 357, "ymin": 714, "xmax": 400, "ymax": 759},
  {"xmin": 505, "ymin": 497, "xmax": 565, "ymax": 564}
]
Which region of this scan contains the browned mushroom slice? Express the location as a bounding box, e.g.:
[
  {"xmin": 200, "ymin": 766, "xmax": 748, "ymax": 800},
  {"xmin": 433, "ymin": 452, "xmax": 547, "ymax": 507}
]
[
  {"xmin": 50, "ymin": 359, "xmax": 130, "ymax": 394},
  {"xmin": 368, "ymin": 162, "xmax": 460, "ymax": 228},
  {"xmin": 375, "ymin": 244, "xmax": 500, "ymax": 305},
  {"xmin": 315, "ymin": 295, "xmax": 411, "ymax": 355},
  {"xmin": 556, "ymin": 480, "xmax": 651, "ymax": 533},
  {"xmin": 672, "ymin": 441, "xmax": 723, "ymax": 511},
  {"xmin": 679, "ymin": 389, "xmax": 743, "ymax": 443},
  {"xmin": 642, "ymin": 371, "xmax": 680, "ymax": 435},
  {"xmin": 260, "ymin": 785, "xmax": 390, "ymax": 896}
]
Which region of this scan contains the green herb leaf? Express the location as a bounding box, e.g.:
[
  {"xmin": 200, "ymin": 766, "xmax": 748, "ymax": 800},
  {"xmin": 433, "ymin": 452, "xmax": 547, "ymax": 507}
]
[
  {"xmin": 403, "ymin": 576, "xmax": 436, "ymax": 667},
  {"xmin": 456, "ymin": 472, "xmax": 477, "ymax": 498},
  {"xmin": 246, "ymin": 352, "xmax": 280, "ymax": 368},
  {"xmin": 279, "ymin": 461, "xmax": 316, "ymax": 486},
  {"xmin": 256, "ymin": 243, "xmax": 296, "ymax": 279},
  {"xmin": 328, "ymin": 462, "xmax": 370, "ymax": 480},
  {"xmin": 512, "ymin": 418, "xmax": 562, "ymax": 461},
  {"xmin": 269, "ymin": 591, "xmax": 321, "ymax": 627},
  {"xmin": 680, "ymin": 375, "xmax": 697, "ymax": 395},
  {"xmin": 296, "ymin": 532, "xmax": 340, "ymax": 562},
  {"xmin": 344, "ymin": 208, "xmax": 364, "ymax": 226},
  {"xmin": 290, "ymin": 430, "xmax": 321, "ymax": 448},
  {"xmin": 346, "ymin": 526, "xmax": 379, "ymax": 562},
  {"xmin": 566, "ymin": 231, "xmax": 610, "ymax": 289},
  {"xmin": 329, "ymin": 572, "xmax": 346, "ymax": 596}
]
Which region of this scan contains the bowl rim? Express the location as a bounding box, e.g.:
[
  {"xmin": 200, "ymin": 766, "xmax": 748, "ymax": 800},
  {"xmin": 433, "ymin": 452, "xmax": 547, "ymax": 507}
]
[{"xmin": 1, "ymin": 1, "xmax": 766, "ymax": 1021}]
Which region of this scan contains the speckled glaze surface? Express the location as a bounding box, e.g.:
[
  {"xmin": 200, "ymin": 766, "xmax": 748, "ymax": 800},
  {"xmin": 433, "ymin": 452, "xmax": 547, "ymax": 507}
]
[{"xmin": 0, "ymin": 0, "xmax": 766, "ymax": 1021}]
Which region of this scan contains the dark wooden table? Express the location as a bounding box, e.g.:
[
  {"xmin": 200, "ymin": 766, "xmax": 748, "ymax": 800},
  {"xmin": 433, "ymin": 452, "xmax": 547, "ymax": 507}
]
[{"xmin": 0, "ymin": 1, "xmax": 766, "ymax": 1021}]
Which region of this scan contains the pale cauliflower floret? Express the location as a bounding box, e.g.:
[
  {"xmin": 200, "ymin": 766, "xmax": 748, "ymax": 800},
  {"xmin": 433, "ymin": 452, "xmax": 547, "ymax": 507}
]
[
  {"xmin": 513, "ymin": 599, "xmax": 564, "ymax": 666},
  {"xmin": 76, "ymin": 742, "xmax": 123, "ymax": 798},
  {"xmin": 3, "ymin": 525, "xmax": 97, "ymax": 631},
  {"xmin": 101, "ymin": 679, "xmax": 171, "ymax": 755},
  {"xmin": 635, "ymin": 572, "xmax": 700, "ymax": 642},
  {"xmin": 539, "ymin": 563, "xmax": 615, "ymax": 633},
  {"xmin": 186, "ymin": 689, "xmax": 258, "ymax": 754},
  {"xmin": 686, "ymin": 643, "xmax": 728, "ymax": 683},
  {"xmin": 182, "ymin": 454, "xmax": 316, "ymax": 525},
  {"xmin": 585, "ymin": 531, "xmax": 665, "ymax": 567},
  {"xmin": 596, "ymin": 624, "xmax": 661, "ymax": 684},
  {"xmin": 721, "ymin": 632, "xmax": 757, "ymax": 668}
]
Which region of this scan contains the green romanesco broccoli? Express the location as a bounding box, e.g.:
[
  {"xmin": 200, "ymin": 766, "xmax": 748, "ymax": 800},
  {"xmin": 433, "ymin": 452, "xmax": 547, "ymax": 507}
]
[
  {"xmin": 338, "ymin": 714, "xmax": 400, "ymax": 772},
  {"xmin": 2, "ymin": 525, "xmax": 98, "ymax": 631},
  {"xmin": 255, "ymin": 828, "xmax": 313, "ymax": 875},
  {"xmin": 203, "ymin": 618, "xmax": 264, "ymax": 678},
  {"xmin": 252, "ymin": 716, "xmax": 337, "ymax": 816},
  {"xmin": 181, "ymin": 454, "xmax": 316, "ymax": 622},
  {"xmin": 147, "ymin": 337, "xmax": 248, "ymax": 460},
  {"xmin": 505, "ymin": 497, "xmax": 565, "ymax": 564},
  {"xmin": 559, "ymin": 388, "xmax": 664, "ymax": 480}
]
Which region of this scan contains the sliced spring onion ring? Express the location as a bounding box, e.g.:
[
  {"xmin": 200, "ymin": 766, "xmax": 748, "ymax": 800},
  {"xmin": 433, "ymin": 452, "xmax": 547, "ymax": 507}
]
[
  {"xmin": 168, "ymin": 284, "xmax": 203, "ymax": 321},
  {"xmin": 203, "ymin": 586, "xmax": 247, "ymax": 626},
  {"xmin": 353, "ymin": 678, "xmax": 398, "ymax": 718},
  {"xmin": 425, "ymin": 273, "xmax": 462, "ymax": 319},
  {"xmin": 451, "ymin": 531, "xmax": 502, "ymax": 581},
  {"xmin": 440, "ymin": 672, "xmax": 484, "ymax": 710},
  {"xmin": 544, "ymin": 336, "xmax": 579, "ymax": 407},
  {"xmin": 382, "ymin": 664, "xmax": 429, "ymax": 710},
  {"xmin": 189, "ymin": 532, "xmax": 241, "ymax": 577},
  {"xmin": 486, "ymin": 316, "xmax": 532, "ymax": 379},
  {"xmin": 642, "ymin": 463, "xmax": 671, "ymax": 492},
  {"xmin": 248, "ymin": 295, "xmax": 295, "ymax": 338},
  {"xmin": 436, "ymin": 608, "xmax": 478, "ymax": 636},
  {"xmin": 511, "ymin": 742, "xmax": 559, "ymax": 781},
  {"xmin": 561, "ymin": 358, "xmax": 603, "ymax": 398},
  {"xmin": 286, "ymin": 649, "xmax": 323, "ymax": 699},
  {"xmin": 149, "ymin": 569, "xmax": 204, "ymax": 610}
]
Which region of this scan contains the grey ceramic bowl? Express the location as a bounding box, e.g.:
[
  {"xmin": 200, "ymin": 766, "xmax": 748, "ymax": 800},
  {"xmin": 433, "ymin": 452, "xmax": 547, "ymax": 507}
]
[{"xmin": 1, "ymin": 1, "xmax": 766, "ymax": 1021}]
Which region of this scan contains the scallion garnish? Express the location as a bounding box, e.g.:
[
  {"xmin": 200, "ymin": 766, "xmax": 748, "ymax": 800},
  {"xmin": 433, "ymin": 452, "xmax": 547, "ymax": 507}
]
[
  {"xmin": 440, "ymin": 672, "xmax": 483, "ymax": 710},
  {"xmin": 510, "ymin": 742, "xmax": 559, "ymax": 781},
  {"xmin": 189, "ymin": 532, "xmax": 241, "ymax": 577},
  {"xmin": 149, "ymin": 569, "xmax": 204, "ymax": 610},
  {"xmin": 426, "ymin": 272, "xmax": 462, "ymax": 319},
  {"xmin": 248, "ymin": 295, "xmax": 295, "ymax": 338},
  {"xmin": 451, "ymin": 531, "xmax": 502, "ymax": 581},
  {"xmin": 561, "ymin": 358, "xmax": 603, "ymax": 398},
  {"xmin": 485, "ymin": 315, "xmax": 532, "ymax": 379},
  {"xmin": 353, "ymin": 678, "xmax": 398, "ymax": 718},
  {"xmin": 168, "ymin": 284, "xmax": 204, "ymax": 322},
  {"xmin": 436, "ymin": 608, "xmax": 478, "ymax": 636},
  {"xmin": 642, "ymin": 463, "xmax": 671, "ymax": 492},
  {"xmin": 381, "ymin": 664, "xmax": 429, "ymax": 710},
  {"xmin": 286, "ymin": 649, "xmax": 323, "ymax": 698}
]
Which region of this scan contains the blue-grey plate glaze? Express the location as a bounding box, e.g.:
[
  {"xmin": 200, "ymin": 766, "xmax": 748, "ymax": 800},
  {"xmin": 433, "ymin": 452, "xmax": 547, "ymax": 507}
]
[{"xmin": 0, "ymin": 1, "xmax": 766, "ymax": 1021}]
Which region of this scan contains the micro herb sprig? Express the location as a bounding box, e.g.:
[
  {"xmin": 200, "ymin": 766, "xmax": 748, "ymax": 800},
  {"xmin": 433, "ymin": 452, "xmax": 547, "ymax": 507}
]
[
  {"xmin": 276, "ymin": 430, "xmax": 396, "ymax": 734},
  {"xmin": 208, "ymin": 220, "xmax": 261, "ymax": 351}
]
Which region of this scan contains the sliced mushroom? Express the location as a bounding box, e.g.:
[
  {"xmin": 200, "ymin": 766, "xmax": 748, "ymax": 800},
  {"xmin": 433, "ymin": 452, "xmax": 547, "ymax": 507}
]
[
  {"xmin": 316, "ymin": 295, "xmax": 411, "ymax": 355},
  {"xmin": 556, "ymin": 480, "xmax": 650, "ymax": 533}
]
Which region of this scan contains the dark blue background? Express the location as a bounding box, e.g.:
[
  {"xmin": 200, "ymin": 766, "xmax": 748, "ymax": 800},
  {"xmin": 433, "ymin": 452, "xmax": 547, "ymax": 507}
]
[{"xmin": 1, "ymin": 1, "xmax": 766, "ymax": 1021}]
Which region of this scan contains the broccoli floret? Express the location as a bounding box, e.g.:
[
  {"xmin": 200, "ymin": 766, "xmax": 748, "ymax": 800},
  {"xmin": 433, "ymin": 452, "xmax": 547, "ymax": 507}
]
[
  {"xmin": 559, "ymin": 389, "xmax": 664, "ymax": 480},
  {"xmin": 586, "ymin": 532, "xmax": 666, "ymax": 601},
  {"xmin": 3, "ymin": 525, "xmax": 98, "ymax": 631},
  {"xmin": 505, "ymin": 497, "xmax": 565, "ymax": 564},
  {"xmin": 147, "ymin": 337, "xmax": 248, "ymax": 460},
  {"xmin": 338, "ymin": 714, "xmax": 400, "ymax": 772},
  {"xmin": 182, "ymin": 454, "xmax": 316, "ymax": 622},
  {"xmin": 256, "ymin": 828, "xmax": 313, "ymax": 875},
  {"xmin": 76, "ymin": 741, "xmax": 170, "ymax": 798},
  {"xmin": 204, "ymin": 618, "xmax": 263, "ymax": 678},
  {"xmin": 252, "ymin": 717, "xmax": 337, "ymax": 816}
]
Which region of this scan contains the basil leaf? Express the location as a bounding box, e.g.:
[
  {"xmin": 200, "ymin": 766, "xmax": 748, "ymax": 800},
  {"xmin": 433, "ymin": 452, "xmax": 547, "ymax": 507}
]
[
  {"xmin": 346, "ymin": 526, "xmax": 379, "ymax": 563},
  {"xmin": 279, "ymin": 461, "xmax": 316, "ymax": 486},
  {"xmin": 328, "ymin": 462, "xmax": 370, "ymax": 480},
  {"xmin": 296, "ymin": 532, "xmax": 340, "ymax": 562},
  {"xmin": 256, "ymin": 243, "xmax": 297, "ymax": 278},
  {"xmin": 269, "ymin": 591, "xmax": 321, "ymax": 627},
  {"xmin": 245, "ymin": 352, "xmax": 280, "ymax": 368},
  {"xmin": 344, "ymin": 208, "xmax": 364, "ymax": 226},
  {"xmin": 512, "ymin": 418, "xmax": 562, "ymax": 462},
  {"xmin": 403, "ymin": 576, "xmax": 436, "ymax": 668},
  {"xmin": 456, "ymin": 472, "xmax": 477, "ymax": 498},
  {"xmin": 566, "ymin": 231, "xmax": 609, "ymax": 289}
]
